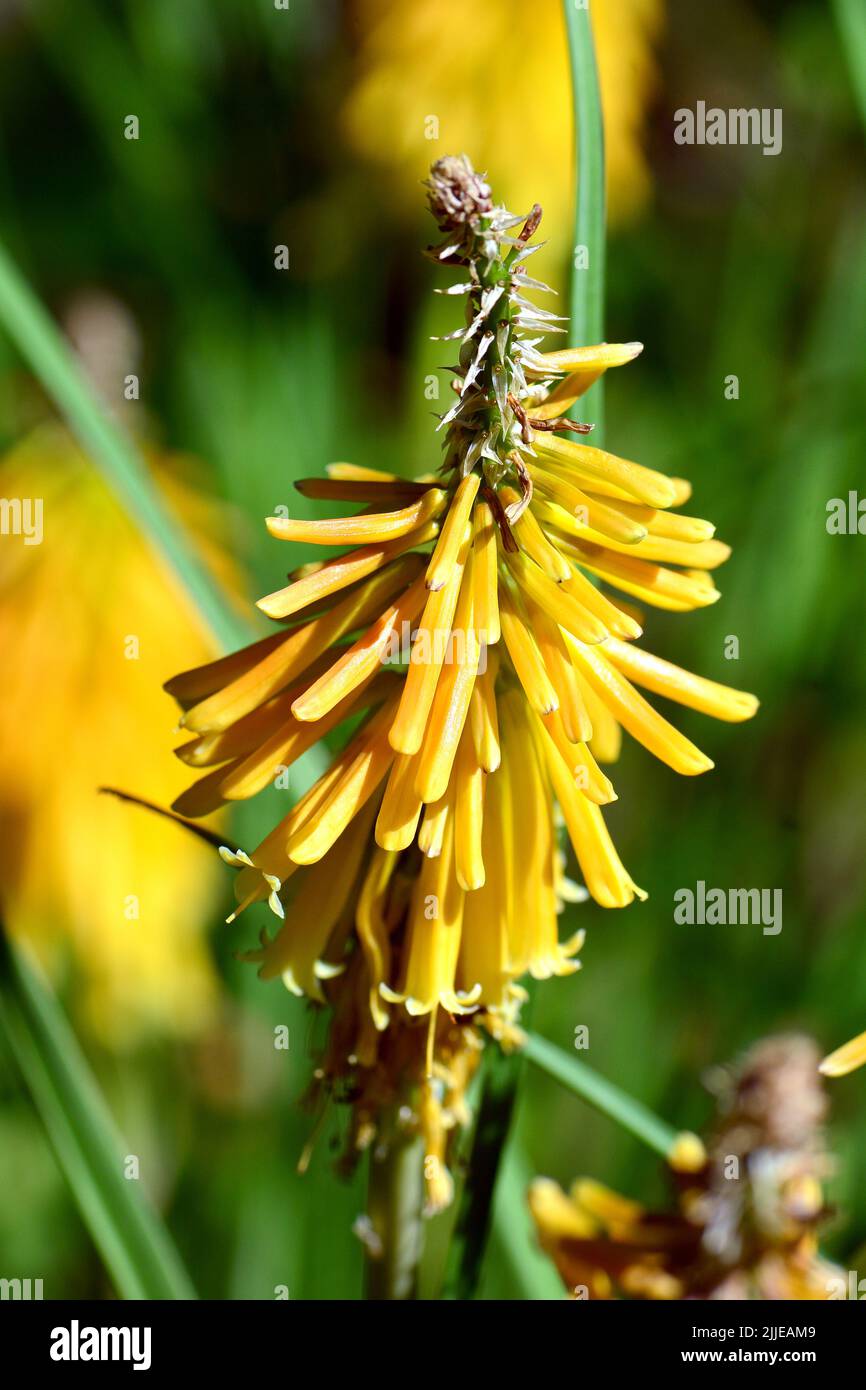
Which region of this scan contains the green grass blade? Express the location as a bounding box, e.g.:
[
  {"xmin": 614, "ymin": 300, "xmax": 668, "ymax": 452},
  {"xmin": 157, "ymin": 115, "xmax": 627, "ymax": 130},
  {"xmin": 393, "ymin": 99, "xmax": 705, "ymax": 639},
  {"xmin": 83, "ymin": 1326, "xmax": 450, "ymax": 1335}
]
[
  {"xmin": 833, "ymin": 0, "xmax": 866, "ymax": 134},
  {"xmin": 0, "ymin": 928, "xmax": 196, "ymax": 1300},
  {"xmin": 0, "ymin": 237, "xmax": 248, "ymax": 651},
  {"xmin": 487, "ymin": 1143, "xmax": 564, "ymax": 1300},
  {"xmin": 563, "ymin": 0, "xmax": 607, "ymax": 443},
  {"xmin": 523, "ymin": 1032, "xmax": 678, "ymax": 1158}
]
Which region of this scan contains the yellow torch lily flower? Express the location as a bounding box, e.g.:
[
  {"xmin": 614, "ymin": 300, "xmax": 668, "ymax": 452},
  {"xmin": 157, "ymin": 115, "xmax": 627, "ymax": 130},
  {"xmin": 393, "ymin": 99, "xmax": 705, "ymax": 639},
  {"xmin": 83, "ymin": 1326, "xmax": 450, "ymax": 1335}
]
[{"xmin": 164, "ymin": 156, "xmax": 756, "ymax": 1209}]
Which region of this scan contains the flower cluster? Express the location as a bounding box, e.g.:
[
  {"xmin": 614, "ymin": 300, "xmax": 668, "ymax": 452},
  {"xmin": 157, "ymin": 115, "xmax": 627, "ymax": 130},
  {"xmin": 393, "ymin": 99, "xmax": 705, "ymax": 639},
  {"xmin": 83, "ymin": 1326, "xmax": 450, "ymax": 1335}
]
[
  {"xmin": 165, "ymin": 156, "xmax": 757, "ymax": 1209},
  {"xmin": 530, "ymin": 1035, "xmax": 837, "ymax": 1300}
]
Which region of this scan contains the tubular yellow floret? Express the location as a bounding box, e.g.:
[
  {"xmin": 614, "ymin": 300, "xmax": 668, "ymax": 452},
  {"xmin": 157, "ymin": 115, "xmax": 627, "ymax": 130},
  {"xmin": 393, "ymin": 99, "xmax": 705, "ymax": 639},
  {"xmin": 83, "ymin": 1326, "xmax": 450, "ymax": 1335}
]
[
  {"xmin": 564, "ymin": 540, "xmax": 721, "ymax": 613},
  {"xmin": 507, "ymin": 549, "xmax": 610, "ymax": 646},
  {"xmin": 602, "ymin": 638, "xmax": 759, "ymax": 723},
  {"xmin": 256, "ymin": 520, "xmax": 440, "ymax": 620},
  {"xmin": 538, "ymin": 709, "xmax": 616, "ymax": 806},
  {"xmin": 266, "ymin": 487, "xmax": 446, "ymax": 545},
  {"xmin": 290, "ymin": 573, "xmax": 427, "ymax": 722},
  {"xmin": 376, "ymin": 749, "xmax": 423, "ymax": 851},
  {"xmin": 542, "ymin": 734, "xmax": 646, "ymax": 909},
  {"xmin": 182, "ymin": 556, "xmax": 422, "ymax": 733},
  {"xmin": 415, "ymin": 550, "xmax": 481, "ymax": 804},
  {"xmin": 389, "ymin": 530, "xmax": 470, "ymax": 754},
  {"xmin": 287, "ymin": 698, "xmax": 400, "ymax": 864},
  {"xmin": 471, "ymin": 498, "xmax": 500, "ymax": 644},
  {"xmin": 498, "ymin": 581, "xmax": 559, "ymax": 715},
  {"xmin": 382, "ymin": 808, "xmax": 477, "ymax": 1018},
  {"xmin": 356, "ymin": 846, "xmax": 398, "ymax": 1030},
  {"xmin": 560, "ymin": 565, "xmax": 642, "ymax": 641},
  {"xmin": 248, "ymin": 803, "xmax": 375, "ymax": 1001},
  {"xmin": 531, "ymin": 434, "xmax": 677, "ymax": 510},
  {"xmin": 469, "ymin": 654, "xmax": 501, "ymax": 772},
  {"xmin": 564, "ymin": 634, "xmax": 715, "ymax": 776},
  {"xmin": 528, "ymin": 343, "xmax": 644, "ymax": 420},
  {"xmin": 425, "ymin": 472, "xmax": 479, "ymax": 590},
  {"xmin": 501, "ymin": 486, "xmax": 572, "ymax": 581},
  {"xmin": 521, "ymin": 596, "xmax": 593, "ymax": 744},
  {"xmin": 453, "ymin": 726, "xmax": 486, "ymax": 891}
]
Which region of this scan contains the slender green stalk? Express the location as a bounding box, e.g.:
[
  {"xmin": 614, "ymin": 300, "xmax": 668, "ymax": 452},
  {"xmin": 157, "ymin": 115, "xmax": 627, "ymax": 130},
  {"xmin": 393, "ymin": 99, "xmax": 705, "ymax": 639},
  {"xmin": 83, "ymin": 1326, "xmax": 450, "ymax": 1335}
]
[
  {"xmin": 0, "ymin": 927, "xmax": 196, "ymax": 1300},
  {"xmin": 522, "ymin": 1031, "xmax": 678, "ymax": 1159},
  {"xmin": 832, "ymin": 0, "xmax": 866, "ymax": 134},
  {"xmin": 0, "ymin": 237, "xmax": 249, "ymax": 652},
  {"xmin": 364, "ymin": 1122, "xmax": 426, "ymax": 1300},
  {"xmin": 563, "ymin": 0, "xmax": 607, "ymax": 443},
  {"xmin": 440, "ymin": 1037, "xmax": 527, "ymax": 1299}
]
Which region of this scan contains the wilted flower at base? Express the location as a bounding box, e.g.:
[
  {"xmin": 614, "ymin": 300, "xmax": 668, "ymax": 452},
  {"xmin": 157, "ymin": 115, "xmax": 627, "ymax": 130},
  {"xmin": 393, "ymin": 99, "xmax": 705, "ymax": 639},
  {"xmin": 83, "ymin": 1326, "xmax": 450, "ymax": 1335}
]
[
  {"xmin": 530, "ymin": 1035, "xmax": 839, "ymax": 1300},
  {"xmin": 166, "ymin": 157, "xmax": 756, "ymax": 1208}
]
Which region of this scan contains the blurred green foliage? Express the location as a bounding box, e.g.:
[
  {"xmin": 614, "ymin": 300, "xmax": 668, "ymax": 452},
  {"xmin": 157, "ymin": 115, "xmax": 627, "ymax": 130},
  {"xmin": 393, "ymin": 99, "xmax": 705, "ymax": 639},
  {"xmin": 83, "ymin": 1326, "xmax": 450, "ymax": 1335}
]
[{"xmin": 1, "ymin": 0, "xmax": 865, "ymax": 1298}]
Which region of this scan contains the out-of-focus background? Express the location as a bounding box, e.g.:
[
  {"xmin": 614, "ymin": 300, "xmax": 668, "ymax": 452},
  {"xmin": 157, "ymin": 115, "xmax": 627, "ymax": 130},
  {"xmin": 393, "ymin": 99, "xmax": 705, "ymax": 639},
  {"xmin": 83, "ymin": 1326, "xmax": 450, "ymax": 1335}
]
[{"xmin": 1, "ymin": 0, "xmax": 865, "ymax": 1298}]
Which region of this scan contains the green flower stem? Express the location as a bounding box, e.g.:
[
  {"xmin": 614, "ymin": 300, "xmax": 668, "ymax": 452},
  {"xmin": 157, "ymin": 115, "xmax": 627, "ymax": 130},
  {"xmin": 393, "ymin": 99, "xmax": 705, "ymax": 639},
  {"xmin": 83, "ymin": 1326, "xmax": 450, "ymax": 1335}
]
[
  {"xmin": 564, "ymin": 0, "xmax": 607, "ymax": 444},
  {"xmin": 0, "ymin": 236, "xmax": 249, "ymax": 652},
  {"xmin": 440, "ymin": 1031, "xmax": 528, "ymax": 1299},
  {"xmin": 522, "ymin": 1031, "xmax": 678, "ymax": 1159},
  {"xmin": 364, "ymin": 1121, "xmax": 426, "ymax": 1300}
]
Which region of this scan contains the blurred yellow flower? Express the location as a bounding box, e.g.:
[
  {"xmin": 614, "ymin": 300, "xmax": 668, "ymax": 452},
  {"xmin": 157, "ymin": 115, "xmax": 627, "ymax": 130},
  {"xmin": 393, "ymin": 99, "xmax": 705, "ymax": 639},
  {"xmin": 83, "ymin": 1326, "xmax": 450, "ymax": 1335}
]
[
  {"xmin": 530, "ymin": 1036, "xmax": 839, "ymax": 1301},
  {"xmin": 0, "ymin": 424, "xmax": 237, "ymax": 1047},
  {"xmin": 343, "ymin": 0, "xmax": 663, "ymax": 263}
]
